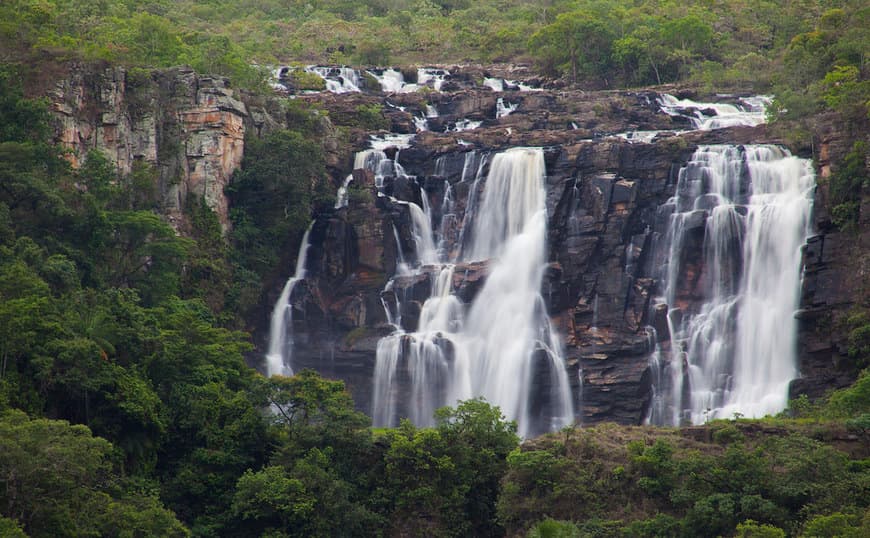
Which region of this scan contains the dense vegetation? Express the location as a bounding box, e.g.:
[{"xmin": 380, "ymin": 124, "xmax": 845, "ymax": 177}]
[
  {"xmin": 0, "ymin": 1, "xmax": 868, "ymax": 537},
  {"xmin": 0, "ymin": 1, "xmax": 866, "ymax": 92}
]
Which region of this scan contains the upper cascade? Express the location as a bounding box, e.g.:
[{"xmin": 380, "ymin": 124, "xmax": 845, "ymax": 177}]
[
  {"xmin": 646, "ymin": 144, "xmax": 815, "ymax": 425},
  {"xmin": 304, "ymin": 65, "xmax": 362, "ymax": 93},
  {"xmin": 658, "ymin": 94, "xmax": 771, "ymax": 130}
]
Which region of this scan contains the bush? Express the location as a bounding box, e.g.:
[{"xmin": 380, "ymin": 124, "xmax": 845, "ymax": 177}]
[
  {"xmin": 527, "ymin": 518, "xmax": 582, "ymax": 538},
  {"xmin": 353, "ymin": 104, "xmax": 390, "ymax": 131},
  {"xmin": 735, "ymin": 519, "xmax": 786, "ymax": 538},
  {"xmin": 288, "ymin": 70, "xmax": 327, "ymax": 92}
]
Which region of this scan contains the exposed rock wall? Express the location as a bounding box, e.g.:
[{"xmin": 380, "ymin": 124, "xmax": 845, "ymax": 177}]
[
  {"xmin": 794, "ymin": 125, "xmax": 870, "ymax": 399},
  {"xmin": 49, "ymin": 64, "xmax": 246, "ymax": 230},
  {"xmin": 44, "ymin": 62, "xmax": 867, "ymax": 425}
]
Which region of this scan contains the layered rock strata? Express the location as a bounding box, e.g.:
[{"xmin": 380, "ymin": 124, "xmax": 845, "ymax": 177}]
[{"xmin": 50, "ymin": 65, "xmax": 246, "ymax": 230}]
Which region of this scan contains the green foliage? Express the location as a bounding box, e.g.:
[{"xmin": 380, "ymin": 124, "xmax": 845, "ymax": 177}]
[
  {"xmin": 735, "ymin": 519, "xmax": 786, "ymax": 537},
  {"xmin": 289, "ymin": 70, "xmax": 327, "ymax": 92},
  {"xmin": 528, "ymin": 11, "xmax": 614, "ymax": 85},
  {"xmin": 0, "ymin": 410, "xmax": 187, "ymax": 537},
  {"xmin": 825, "ymin": 369, "xmax": 870, "ymax": 418},
  {"xmin": 232, "ymin": 465, "xmax": 314, "ymax": 531},
  {"xmin": 843, "ymin": 310, "xmax": 870, "ymax": 368},
  {"xmin": 828, "ymin": 142, "xmax": 868, "ymax": 232},
  {"xmin": 527, "ymin": 518, "xmax": 582, "ymax": 538},
  {"xmin": 354, "ymin": 103, "xmax": 390, "ymax": 130},
  {"xmin": 498, "ymin": 422, "xmax": 870, "ymax": 538},
  {"xmin": 2, "ymin": 0, "xmax": 860, "ymax": 94},
  {"xmin": 228, "ymin": 127, "xmax": 330, "ymax": 282},
  {"xmin": 801, "ymin": 510, "xmax": 870, "ymax": 537}
]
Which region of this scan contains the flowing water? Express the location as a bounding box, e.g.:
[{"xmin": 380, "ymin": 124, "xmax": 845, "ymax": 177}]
[
  {"xmin": 496, "ymin": 98, "xmax": 518, "ymax": 119},
  {"xmin": 646, "ymin": 145, "xmax": 815, "ymax": 425},
  {"xmin": 372, "ymin": 148, "xmax": 573, "ymax": 437},
  {"xmin": 265, "ymin": 224, "xmax": 314, "ymax": 377},
  {"xmin": 304, "ymin": 66, "xmax": 362, "ymax": 93},
  {"xmin": 658, "ymin": 94, "xmax": 771, "ymax": 130}
]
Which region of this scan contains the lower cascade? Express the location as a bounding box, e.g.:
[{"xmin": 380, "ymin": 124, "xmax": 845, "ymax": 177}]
[
  {"xmin": 646, "ymin": 145, "xmax": 816, "ymax": 425},
  {"xmin": 372, "ymin": 148, "xmax": 573, "ymax": 437}
]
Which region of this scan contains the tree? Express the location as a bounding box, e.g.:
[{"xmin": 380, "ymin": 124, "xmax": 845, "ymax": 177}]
[
  {"xmin": 0, "ymin": 410, "xmax": 187, "ymax": 537},
  {"xmin": 528, "ymin": 11, "xmax": 614, "ymax": 85}
]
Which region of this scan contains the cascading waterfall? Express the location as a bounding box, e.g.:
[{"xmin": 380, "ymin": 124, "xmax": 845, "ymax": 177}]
[
  {"xmin": 336, "ymin": 135, "xmax": 417, "ymax": 207},
  {"xmin": 496, "ymin": 98, "xmax": 518, "ymax": 119},
  {"xmin": 658, "ymin": 94, "xmax": 771, "ymax": 130},
  {"xmin": 417, "ymin": 68, "xmax": 450, "ymax": 91},
  {"xmin": 646, "ymin": 145, "xmax": 815, "ymax": 425},
  {"xmin": 372, "ymin": 148, "xmax": 573, "ymax": 437},
  {"xmin": 484, "ymin": 77, "xmax": 505, "ymax": 91},
  {"xmin": 450, "ymin": 119, "xmax": 483, "ymax": 132},
  {"xmin": 265, "ymin": 224, "xmax": 314, "ymax": 377},
  {"xmin": 305, "ymin": 65, "xmax": 361, "ymax": 93},
  {"xmin": 483, "ymin": 77, "xmax": 541, "ymax": 92}
]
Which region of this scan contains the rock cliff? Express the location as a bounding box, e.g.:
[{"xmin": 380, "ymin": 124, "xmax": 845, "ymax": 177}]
[
  {"xmin": 49, "ymin": 64, "xmax": 246, "ymax": 230},
  {"xmin": 43, "ymin": 63, "xmax": 868, "ymax": 426},
  {"xmin": 282, "ymin": 79, "xmax": 867, "ymax": 425}
]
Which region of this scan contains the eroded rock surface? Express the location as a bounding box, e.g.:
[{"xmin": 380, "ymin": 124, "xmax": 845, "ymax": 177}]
[{"xmin": 50, "ymin": 65, "xmax": 246, "ymax": 230}]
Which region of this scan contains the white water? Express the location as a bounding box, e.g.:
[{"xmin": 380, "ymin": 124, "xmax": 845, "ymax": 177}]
[
  {"xmin": 483, "ymin": 77, "xmax": 542, "ymax": 92},
  {"xmin": 412, "ymin": 104, "xmax": 440, "ymax": 132},
  {"xmin": 370, "ymin": 68, "xmax": 408, "ymax": 93},
  {"xmin": 417, "ymin": 67, "xmax": 450, "ymax": 91},
  {"xmin": 658, "ymin": 94, "xmax": 771, "ymax": 130},
  {"xmin": 337, "ymin": 134, "xmax": 416, "ymax": 207},
  {"xmin": 484, "ymin": 77, "xmax": 504, "ymax": 91},
  {"xmin": 413, "ymin": 115, "xmax": 429, "ymax": 132},
  {"xmin": 369, "ymin": 133, "xmax": 414, "ymax": 151},
  {"xmin": 367, "ymin": 67, "xmax": 450, "ymax": 93},
  {"xmin": 450, "ymin": 119, "xmax": 483, "ymax": 132},
  {"xmin": 304, "ymin": 66, "xmax": 361, "ymax": 93},
  {"xmin": 335, "ymin": 175, "xmax": 354, "ymax": 209},
  {"xmin": 612, "ymin": 130, "xmax": 683, "ymax": 143},
  {"xmin": 646, "ymin": 145, "xmax": 815, "ymax": 425},
  {"xmin": 372, "ymin": 148, "xmax": 573, "ymax": 437},
  {"xmin": 496, "ymin": 97, "xmax": 518, "ymax": 119},
  {"xmin": 266, "ymin": 224, "xmax": 314, "ymax": 377}
]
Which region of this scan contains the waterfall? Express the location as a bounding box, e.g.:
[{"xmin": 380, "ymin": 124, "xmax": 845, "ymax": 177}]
[
  {"xmin": 409, "ymin": 201, "xmax": 439, "ymax": 266},
  {"xmin": 646, "ymin": 145, "xmax": 815, "ymax": 425},
  {"xmin": 496, "ymin": 98, "xmax": 518, "ymax": 119},
  {"xmin": 484, "ymin": 77, "xmax": 505, "ymax": 91},
  {"xmin": 449, "ymin": 119, "xmax": 483, "ymax": 132},
  {"xmin": 372, "ymin": 148, "xmax": 573, "ymax": 437},
  {"xmin": 658, "ymin": 94, "xmax": 770, "ymax": 130},
  {"xmin": 265, "ymin": 224, "xmax": 314, "ymax": 377},
  {"xmin": 417, "ymin": 67, "xmax": 449, "ymax": 91},
  {"xmin": 483, "ymin": 77, "xmax": 541, "ymax": 92},
  {"xmin": 304, "ymin": 66, "xmax": 361, "ymax": 93},
  {"xmin": 369, "ymin": 68, "xmax": 408, "ymax": 93},
  {"xmin": 335, "ymin": 175, "xmax": 353, "ymax": 209},
  {"xmin": 464, "ymin": 149, "xmax": 547, "ymax": 261}
]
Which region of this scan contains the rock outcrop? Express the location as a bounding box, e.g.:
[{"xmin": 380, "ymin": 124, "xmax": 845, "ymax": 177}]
[
  {"xmin": 44, "ymin": 62, "xmax": 867, "ymax": 426},
  {"xmin": 282, "ymin": 82, "xmax": 821, "ymax": 424},
  {"xmin": 50, "ymin": 64, "xmax": 246, "ymax": 230}
]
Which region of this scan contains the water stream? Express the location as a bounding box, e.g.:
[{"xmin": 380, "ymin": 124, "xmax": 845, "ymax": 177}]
[
  {"xmin": 646, "ymin": 144, "xmax": 815, "ymax": 424},
  {"xmin": 265, "ymin": 224, "xmax": 314, "ymax": 377},
  {"xmin": 372, "ymin": 148, "xmax": 573, "ymax": 437}
]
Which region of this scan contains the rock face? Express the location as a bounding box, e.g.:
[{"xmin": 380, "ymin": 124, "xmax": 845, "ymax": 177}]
[
  {"xmin": 793, "ymin": 125, "xmax": 870, "ymax": 400},
  {"xmin": 281, "ymin": 80, "xmax": 843, "ymax": 425},
  {"xmin": 50, "ymin": 64, "xmax": 246, "ymax": 230},
  {"xmin": 45, "ymin": 62, "xmax": 867, "ymax": 426}
]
